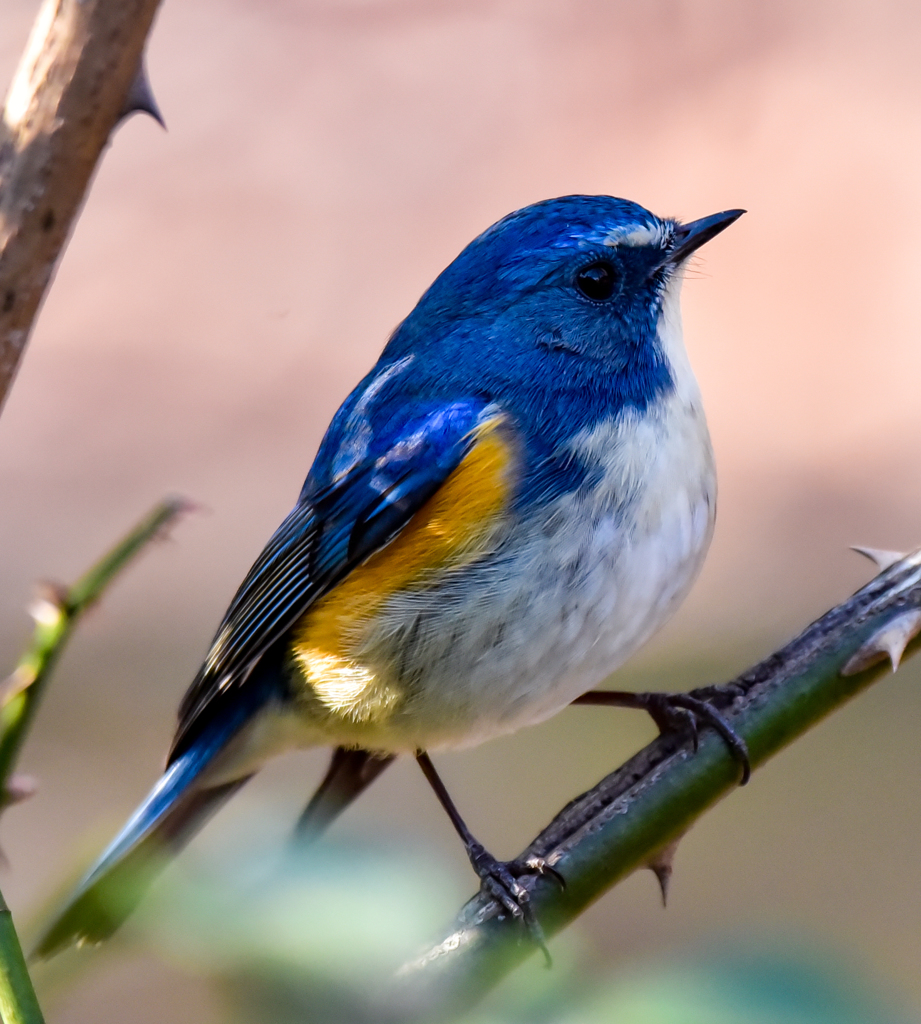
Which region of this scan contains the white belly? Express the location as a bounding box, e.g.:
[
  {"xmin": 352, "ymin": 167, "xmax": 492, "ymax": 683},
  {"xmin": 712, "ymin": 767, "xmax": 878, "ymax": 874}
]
[{"xmin": 320, "ymin": 387, "xmax": 716, "ymax": 753}]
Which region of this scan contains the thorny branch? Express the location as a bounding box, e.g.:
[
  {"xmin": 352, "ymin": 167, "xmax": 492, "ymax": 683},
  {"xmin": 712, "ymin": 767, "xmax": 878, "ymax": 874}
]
[{"xmin": 385, "ymin": 546, "xmax": 921, "ymax": 1021}]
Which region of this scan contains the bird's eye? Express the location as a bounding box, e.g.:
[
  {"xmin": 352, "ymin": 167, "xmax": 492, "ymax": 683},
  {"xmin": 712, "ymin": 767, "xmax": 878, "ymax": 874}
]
[{"xmin": 575, "ymin": 260, "xmax": 620, "ymax": 301}]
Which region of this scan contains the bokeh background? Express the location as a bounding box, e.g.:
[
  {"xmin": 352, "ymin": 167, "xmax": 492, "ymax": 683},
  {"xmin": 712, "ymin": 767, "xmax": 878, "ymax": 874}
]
[{"xmin": 3, "ymin": 0, "xmax": 921, "ymax": 1020}]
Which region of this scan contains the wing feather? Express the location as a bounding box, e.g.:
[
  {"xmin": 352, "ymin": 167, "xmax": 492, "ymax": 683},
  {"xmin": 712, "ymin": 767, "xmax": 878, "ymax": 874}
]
[{"xmin": 169, "ymin": 401, "xmax": 509, "ymax": 761}]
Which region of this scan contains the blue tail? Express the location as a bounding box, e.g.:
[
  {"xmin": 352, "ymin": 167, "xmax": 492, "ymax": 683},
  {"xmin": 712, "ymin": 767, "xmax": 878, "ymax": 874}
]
[{"xmin": 32, "ymin": 704, "xmax": 259, "ymax": 960}]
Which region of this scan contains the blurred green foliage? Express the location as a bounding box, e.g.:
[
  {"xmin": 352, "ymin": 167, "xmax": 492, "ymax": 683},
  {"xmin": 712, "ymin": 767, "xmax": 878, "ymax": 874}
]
[{"xmin": 102, "ymin": 820, "xmax": 917, "ymax": 1024}]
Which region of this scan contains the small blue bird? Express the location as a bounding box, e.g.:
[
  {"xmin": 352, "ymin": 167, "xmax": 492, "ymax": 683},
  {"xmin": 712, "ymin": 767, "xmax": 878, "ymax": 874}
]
[{"xmin": 36, "ymin": 195, "xmax": 744, "ymax": 958}]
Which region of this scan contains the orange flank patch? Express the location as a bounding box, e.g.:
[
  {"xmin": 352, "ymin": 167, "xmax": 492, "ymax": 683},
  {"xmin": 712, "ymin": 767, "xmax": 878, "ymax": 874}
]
[{"xmin": 290, "ymin": 416, "xmax": 515, "ymax": 723}]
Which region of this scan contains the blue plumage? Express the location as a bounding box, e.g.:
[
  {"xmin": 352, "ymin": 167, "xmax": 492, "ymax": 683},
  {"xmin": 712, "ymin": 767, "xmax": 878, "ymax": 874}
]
[
  {"xmin": 35, "ymin": 195, "xmax": 743, "ymax": 959},
  {"xmin": 313, "ymin": 199, "xmax": 677, "ymax": 514}
]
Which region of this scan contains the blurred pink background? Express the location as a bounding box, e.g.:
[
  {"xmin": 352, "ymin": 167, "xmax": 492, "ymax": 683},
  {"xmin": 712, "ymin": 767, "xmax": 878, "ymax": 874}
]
[{"xmin": 3, "ymin": 1, "xmax": 921, "ymax": 1020}]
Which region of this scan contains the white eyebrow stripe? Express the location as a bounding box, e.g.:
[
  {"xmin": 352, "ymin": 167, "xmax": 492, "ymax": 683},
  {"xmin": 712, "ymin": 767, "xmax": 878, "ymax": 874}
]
[{"xmin": 603, "ymin": 223, "xmax": 668, "ymax": 248}]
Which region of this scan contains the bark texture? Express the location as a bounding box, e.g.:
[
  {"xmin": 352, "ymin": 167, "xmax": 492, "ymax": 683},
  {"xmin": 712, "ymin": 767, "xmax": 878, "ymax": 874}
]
[{"xmin": 0, "ymin": 0, "xmax": 163, "ymax": 411}]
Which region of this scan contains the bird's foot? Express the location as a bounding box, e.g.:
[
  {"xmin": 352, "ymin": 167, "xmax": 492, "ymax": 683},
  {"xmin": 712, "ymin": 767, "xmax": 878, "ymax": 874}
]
[
  {"xmin": 573, "ymin": 686, "xmax": 751, "ymax": 785},
  {"xmin": 466, "ymin": 843, "xmax": 561, "ymax": 965},
  {"xmin": 641, "ymin": 691, "xmax": 750, "ymax": 783},
  {"xmin": 415, "ymin": 750, "xmax": 562, "ymax": 964}
]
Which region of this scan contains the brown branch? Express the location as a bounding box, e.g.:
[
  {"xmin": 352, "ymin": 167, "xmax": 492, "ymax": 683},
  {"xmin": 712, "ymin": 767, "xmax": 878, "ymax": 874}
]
[{"xmin": 0, "ymin": 0, "xmax": 165, "ymax": 413}]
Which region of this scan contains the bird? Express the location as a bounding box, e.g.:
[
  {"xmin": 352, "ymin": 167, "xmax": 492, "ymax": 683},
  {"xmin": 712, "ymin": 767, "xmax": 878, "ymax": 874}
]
[{"xmin": 34, "ymin": 194, "xmax": 744, "ymax": 959}]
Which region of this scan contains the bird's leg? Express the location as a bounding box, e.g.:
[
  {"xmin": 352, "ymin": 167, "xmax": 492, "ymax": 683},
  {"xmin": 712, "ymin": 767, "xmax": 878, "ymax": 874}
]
[
  {"xmin": 415, "ymin": 751, "xmax": 560, "ymax": 964},
  {"xmin": 294, "ymin": 747, "xmax": 396, "ymax": 842},
  {"xmin": 573, "ymin": 688, "xmax": 751, "ymax": 785}
]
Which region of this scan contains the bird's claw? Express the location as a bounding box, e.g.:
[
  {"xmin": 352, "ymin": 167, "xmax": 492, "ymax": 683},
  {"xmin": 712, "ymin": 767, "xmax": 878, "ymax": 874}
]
[
  {"xmin": 509, "ymin": 854, "xmax": 566, "ymax": 891},
  {"xmin": 468, "ymin": 843, "xmax": 554, "ymax": 966},
  {"xmin": 639, "ymin": 690, "xmax": 751, "ymax": 785},
  {"xmin": 688, "ymin": 681, "xmax": 746, "ymax": 704}
]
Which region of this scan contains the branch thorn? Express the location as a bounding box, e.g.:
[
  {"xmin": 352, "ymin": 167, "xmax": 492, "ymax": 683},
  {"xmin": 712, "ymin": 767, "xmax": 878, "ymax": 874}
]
[
  {"xmin": 120, "ymin": 58, "xmax": 165, "ymax": 129},
  {"xmin": 841, "ymin": 608, "xmax": 921, "ymax": 676},
  {"xmin": 27, "ymin": 581, "xmax": 67, "ymax": 627},
  {"xmin": 645, "ymin": 838, "xmax": 680, "ymax": 907},
  {"xmin": 2, "ymin": 775, "xmax": 37, "ymax": 808},
  {"xmin": 850, "ymin": 546, "xmax": 907, "ymax": 572}
]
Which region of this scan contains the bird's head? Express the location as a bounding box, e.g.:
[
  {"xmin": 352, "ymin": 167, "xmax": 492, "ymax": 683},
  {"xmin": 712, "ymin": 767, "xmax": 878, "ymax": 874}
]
[{"xmin": 388, "ymin": 195, "xmax": 743, "ymax": 402}]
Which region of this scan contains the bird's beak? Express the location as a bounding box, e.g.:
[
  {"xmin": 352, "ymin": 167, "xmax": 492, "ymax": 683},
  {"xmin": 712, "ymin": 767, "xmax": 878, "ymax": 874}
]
[{"xmin": 666, "ymin": 208, "xmax": 745, "ymax": 265}]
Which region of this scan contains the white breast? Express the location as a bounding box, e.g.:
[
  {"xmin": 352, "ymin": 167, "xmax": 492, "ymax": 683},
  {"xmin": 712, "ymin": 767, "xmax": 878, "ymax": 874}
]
[{"xmin": 410, "ymin": 389, "xmax": 715, "ymax": 747}]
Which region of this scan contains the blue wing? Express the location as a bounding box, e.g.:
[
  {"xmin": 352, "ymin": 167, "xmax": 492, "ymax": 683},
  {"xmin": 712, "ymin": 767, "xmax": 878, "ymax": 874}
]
[{"xmin": 170, "ymin": 396, "xmax": 509, "ymax": 760}]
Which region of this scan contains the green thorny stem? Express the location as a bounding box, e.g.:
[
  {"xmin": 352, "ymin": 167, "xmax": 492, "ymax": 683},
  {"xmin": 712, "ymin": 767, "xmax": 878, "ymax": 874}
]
[
  {"xmin": 0, "ymin": 497, "xmax": 189, "ymax": 1024},
  {"xmin": 386, "ymin": 547, "xmax": 921, "ymax": 1021}
]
